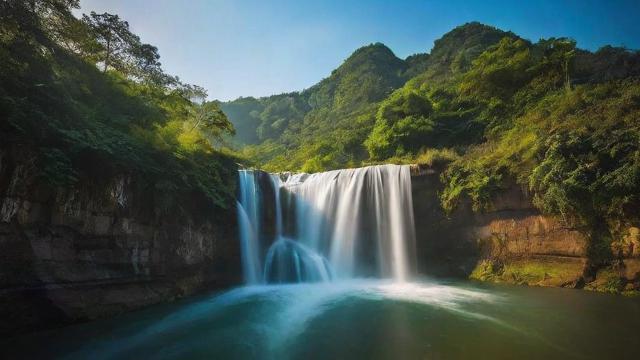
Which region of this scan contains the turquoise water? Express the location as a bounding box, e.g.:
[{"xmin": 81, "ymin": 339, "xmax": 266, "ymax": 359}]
[{"xmin": 2, "ymin": 279, "xmax": 639, "ymax": 359}]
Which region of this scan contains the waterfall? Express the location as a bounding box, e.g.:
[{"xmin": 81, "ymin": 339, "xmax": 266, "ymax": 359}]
[
  {"xmin": 237, "ymin": 171, "xmax": 263, "ymax": 284},
  {"xmin": 236, "ymin": 165, "xmax": 415, "ymax": 284},
  {"xmin": 270, "ymin": 174, "xmax": 283, "ymax": 237}
]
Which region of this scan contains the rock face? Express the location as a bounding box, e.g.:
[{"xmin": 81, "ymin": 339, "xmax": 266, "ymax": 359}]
[
  {"xmin": 0, "ymin": 146, "xmax": 240, "ymax": 336},
  {"xmin": 411, "ymin": 168, "xmax": 639, "ymax": 293}
]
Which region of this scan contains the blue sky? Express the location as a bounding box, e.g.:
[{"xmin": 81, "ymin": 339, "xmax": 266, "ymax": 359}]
[{"xmin": 76, "ymin": 0, "xmax": 640, "ymax": 101}]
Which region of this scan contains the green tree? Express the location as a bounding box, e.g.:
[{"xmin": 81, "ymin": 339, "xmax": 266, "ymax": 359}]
[
  {"xmin": 189, "ymin": 101, "xmax": 236, "ymax": 146},
  {"xmin": 81, "ymin": 11, "xmax": 162, "ymax": 81},
  {"xmin": 82, "ymin": 12, "xmax": 134, "ymax": 72},
  {"xmin": 1, "ymin": 0, "xmax": 239, "ymax": 209},
  {"xmin": 365, "ymin": 88, "xmax": 434, "ymax": 159}
]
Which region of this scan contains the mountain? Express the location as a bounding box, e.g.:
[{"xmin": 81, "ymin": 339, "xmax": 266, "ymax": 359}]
[
  {"xmin": 221, "ymin": 23, "xmax": 510, "ymax": 171},
  {"xmin": 220, "ymin": 42, "xmax": 421, "ymax": 171},
  {"xmin": 422, "ymin": 22, "xmax": 517, "ymax": 79},
  {"xmin": 303, "ymin": 42, "xmax": 408, "ymax": 114},
  {"xmin": 222, "ymin": 42, "xmax": 411, "ymax": 145},
  {"xmin": 222, "ymin": 21, "xmax": 640, "ymax": 255}
]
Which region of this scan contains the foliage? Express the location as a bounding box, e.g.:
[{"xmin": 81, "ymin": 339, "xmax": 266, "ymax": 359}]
[
  {"xmin": 365, "ymin": 88, "xmax": 434, "ymax": 159},
  {"xmin": 414, "ymin": 148, "xmax": 460, "ymax": 167},
  {"xmin": 0, "ymin": 0, "xmax": 237, "ymax": 209},
  {"xmin": 528, "ymin": 82, "xmax": 640, "ymax": 225},
  {"xmin": 469, "ymin": 260, "xmax": 503, "ymax": 282},
  {"xmin": 427, "ymin": 22, "xmax": 517, "ymax": 77},
  {"xmin": 436, "ymin": 37, "xmax": 640, "ymax": 267}
]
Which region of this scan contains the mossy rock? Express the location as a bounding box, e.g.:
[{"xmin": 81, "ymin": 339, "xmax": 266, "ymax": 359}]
[
  {"xmin": 621, "ymin": 283, "xmax": 640, "ymax": 297},
  {"xmin": 470, "ymin": 260, "xmax": 504, "ymax": 281},
  {"xmin": 584, "ymin": 267, "xmax": 625, "ymax": 294},
  {"xmin": 470, "ymin": 258, "xmax": 583, "ymax": 287},
  {"xmin": 501, "ymin": 259, "xmax": 584, "ymax": 286}
]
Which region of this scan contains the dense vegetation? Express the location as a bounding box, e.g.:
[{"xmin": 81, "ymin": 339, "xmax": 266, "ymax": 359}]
[
  {"xmin": 3, "ymin": 0, "xmax": 638, "ymax": 272},
  {"xmin": 1, "ymin": 0, "xmax": 238, "ymax": 210},
  {"xmin": 222, "ymin": 23, "xmax": 518, "ymax": 172},
  {"xmin": 223, "ymin": 22, "xmax": 640, "ymax": 265},
  {"xmin": 222, "ymin": 42, "xmax": 429, "ymax": 172}
]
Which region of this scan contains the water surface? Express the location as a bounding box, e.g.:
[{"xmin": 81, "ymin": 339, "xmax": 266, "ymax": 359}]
[{"xmin": 2, "ymin": 279, "xmax": 639, "ymax": 359}]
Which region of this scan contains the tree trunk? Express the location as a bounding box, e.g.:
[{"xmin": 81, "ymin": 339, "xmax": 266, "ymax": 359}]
[
  {"xmin": 103, "ymin": 34, "xmax": 111, "ymax": 72},
  {"xmin": 564, "ymin": 58, "xmax": 571, "ymax": 93}
]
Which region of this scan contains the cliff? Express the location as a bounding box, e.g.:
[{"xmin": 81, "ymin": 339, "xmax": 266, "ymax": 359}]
[
  {"xmin": 3, "ymin": 159, "xmax": 638, "ymax": 337},
  {"xmin": 0, "ymin": 146, "xmax": 241, "ymax": 336},
  {"xmin": 411, "ymin": 168, "xmax": 640, "ymax": 294}
]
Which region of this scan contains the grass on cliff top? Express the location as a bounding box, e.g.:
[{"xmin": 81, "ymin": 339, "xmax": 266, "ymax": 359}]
[{"xmin": 362, "ymin": 147, "xmax": 460, "ymax": 168}]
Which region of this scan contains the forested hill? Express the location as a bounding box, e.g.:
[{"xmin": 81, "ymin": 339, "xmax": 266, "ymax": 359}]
[
  {"xmin": 220, "ymin": 41, "xmax": 424, "ymax": 168},
  {"xmin": 220, "ymin": 22, "xmax": 518, "ymax": 171},
  {"xmin": 223, "ymin": 21, "xmax": 640, "ymax": 254}
]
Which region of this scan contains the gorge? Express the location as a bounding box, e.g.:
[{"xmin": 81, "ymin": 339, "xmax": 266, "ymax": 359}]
[
  {"xmin": 1, "ymin": 1, "xmax": 640, "ymax": 358},
  {"xmin": 2, "ymin": 163, "xmax": 640, "ymax": 359}
]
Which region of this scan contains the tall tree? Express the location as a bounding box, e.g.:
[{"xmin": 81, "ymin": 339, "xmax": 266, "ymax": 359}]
[
  {"xmin": 81, "ymin": 11, "xmax": 162, "ymax": 81},
  {"xmin": 189, "ymin": 101, "xmax": 235, "ymax": 147},
  {"xmin": 130, "ymin": 42, "xmax": 162, "ymax": 78},
  {"xmin": 82, "ymin": 12, "xmax": 133, "ymax": 73},
  {"xmin": 1, "ymin": 0, "xmax": 79, "ymax": 43}
]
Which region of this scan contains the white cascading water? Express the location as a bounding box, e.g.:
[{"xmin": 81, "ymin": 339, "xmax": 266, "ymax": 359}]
[
  {"xmin": 236, "ymin": 171, "xmax": 262, "ymax": 284},
  {"xmin": 237, "ymin": 164, "xmax": 416, "ymax": 284}
]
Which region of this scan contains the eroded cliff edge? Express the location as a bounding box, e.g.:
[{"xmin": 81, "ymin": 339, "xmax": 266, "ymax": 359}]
[
  {"xmin": 0, "ymin": 146, "xmax": 241, "ymax": 336},
  {"xmin": 411, "ymin": 166, "xmax": 640, "ymax": 295}
]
